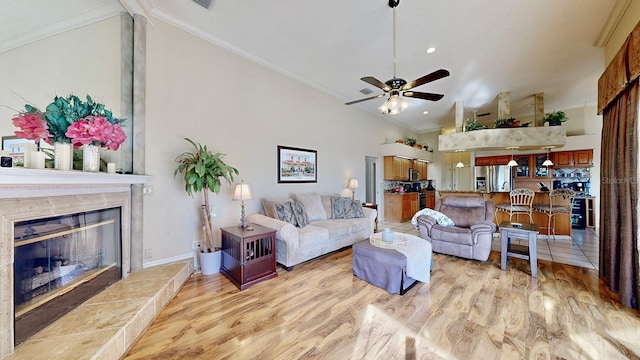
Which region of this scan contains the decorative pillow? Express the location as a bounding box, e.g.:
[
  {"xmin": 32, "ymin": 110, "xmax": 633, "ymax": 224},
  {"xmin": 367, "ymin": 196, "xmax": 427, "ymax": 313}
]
[
  {"xmin": 291, "ymin": 200, "xmax": 310, "ymax": 228},
  {"xmin": 332, "ymin": 197, "xmax": 365, "ymax": 219},
  {"xmin": 262, "ymin": 198, "xmax": 292, "ymax": 219},
  {"xmin": 294, "ymin": 193, "xmax": 327, "ymax": 221},
  {"xmin": 410, "ymin": 208, "xmax": 455, "ymax": 229},
  {"xmin": 273, "ymin": 201, "xmax": 297, "ymax": 226}
]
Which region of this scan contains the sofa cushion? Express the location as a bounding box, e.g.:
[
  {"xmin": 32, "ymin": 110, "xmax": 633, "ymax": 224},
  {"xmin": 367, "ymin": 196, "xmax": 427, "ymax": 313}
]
[
  {"xmin": 294, "ymin": 193, "xmax": 327, "ymax": 221},
  {"xmin": 321, "ymin": 195, "xmax": 334, "ymax": 219},
  {"xmin": 291, "ymin": 200, "xmax": 310, "ymax": 227},
  {"xmin": 310, "ymin": 219, "xmax": 354, "ymax": 238},
  {"xmin": 332, "ymin": 197, "xmax": 365, "ymax": 219},
  {"xmin": 439, "ymin": 205, "xmax": 486, "ymax": 228},
  {"xmin": 298, "ymin": 225, "xmax": 330, "ymax": 248},
  {"xmin": 273, "ymin": 201, "xmax": 297, "ymax": 226},
  {"xmin": 262, "ymin": 198, "xmax": 293, "ymax": 219},
  {"xmin": 430, "ymin": 226, "xmax": 474, "ymax": 246}
]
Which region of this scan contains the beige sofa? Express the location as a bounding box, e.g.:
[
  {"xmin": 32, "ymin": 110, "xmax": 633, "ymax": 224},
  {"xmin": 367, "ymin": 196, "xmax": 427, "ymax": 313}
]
[{"xmin": 247, "ymin": 193, "xmax": 376, "ymax": 270}]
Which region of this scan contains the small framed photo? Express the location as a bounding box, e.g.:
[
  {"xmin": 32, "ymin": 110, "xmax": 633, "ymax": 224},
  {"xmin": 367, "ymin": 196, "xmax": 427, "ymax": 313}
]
[
  {"xmin": 2, "ymin": 136, "xmax": 36, "ymax": 167},
  {"xmin": 277, "ymin": 145, "xmax": 317, "ymax": 183}
]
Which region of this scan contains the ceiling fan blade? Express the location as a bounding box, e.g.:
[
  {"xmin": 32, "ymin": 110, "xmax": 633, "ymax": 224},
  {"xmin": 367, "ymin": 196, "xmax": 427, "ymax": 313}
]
[
  {"xmin": 401, "ymin": 69, "xmax": 450, "ymax": 91},
  {"xmin": 403, "ymin": 91, "xmax": 444, "ymax": 101},
  {"xmin": 361, "ymin": 77, "xmax": 391, "ymax": 92},
  {"xmin": 345, "ymin": 93, "xmax": 385, "ymax": 105}
]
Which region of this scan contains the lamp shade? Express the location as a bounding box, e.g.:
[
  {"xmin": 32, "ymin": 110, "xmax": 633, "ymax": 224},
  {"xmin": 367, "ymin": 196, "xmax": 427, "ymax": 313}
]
[
  {"xmin": 542, "ymin": 159, "xmax": 554, "ymax": 167},
  {"xmin": 507, "ymin": 159, "xmax": 518, "ymax": 167},
  {"xmin": 232, "ymin": 183, "xmax": 252, "ymax": 201},
  {"xmin": 348, "ymin": 178, "xmax": 359, "ymax": 190},
  {"xmin": 455, "ymin": 162, "xmax": 464, "ymax": 168}
]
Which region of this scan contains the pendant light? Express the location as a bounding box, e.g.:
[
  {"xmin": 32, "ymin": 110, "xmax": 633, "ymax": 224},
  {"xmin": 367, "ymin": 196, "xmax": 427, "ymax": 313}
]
[
  {"xmin": 455, "ymin": 150, "xmax": 465, "ymax": 168},
  {"xmin": 507, "ymin": 146, "xmax": 519, "ymax": 167},
  {"xmin": 542, "ymin": 146, "xmax": 554, "ymax": 167}
]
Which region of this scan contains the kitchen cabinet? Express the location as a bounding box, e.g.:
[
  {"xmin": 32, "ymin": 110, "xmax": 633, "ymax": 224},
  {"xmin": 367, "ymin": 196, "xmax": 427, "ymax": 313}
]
[
  {"xmin": 553, "ymin": 151, "xmax": 574, "ymax": 167},
  {"xmin": 383, "ymin": 156, "xmax": 412, "ymax": 181},
  {"xmin": 415, "ymin": 161, "xmax": 428, "ymax": 180},
  {"xmin": 574, "ymin": 150, "xmax": 593, "ymax": 166},
  {"xmin": 533, "ymin": 154, "xmax": 551, "ymax": 178},
  {"xmin": 426, "ymin": 191, "xmax": 436, "ymax": 209},
  {"xmin": 475, "ymin": 157, "xmax": 493, "ymax": 166},
  {"xmin": 475, "ymin": 155, "xmax": 511, "ymax": 166},
  {"xmin": 515, "ymin": 156, "xmax": 530, "ymax": 178},
  {"xmin": 384, "ymin": 193, "xmax": 418, "ymax": 222},
  {"xmin": 552, "ymin": 149, "xmax": 593, "ymax": 168},
  {"xmin": 514, "ymin": 154, "xmax": 551, "ymax": 179}
]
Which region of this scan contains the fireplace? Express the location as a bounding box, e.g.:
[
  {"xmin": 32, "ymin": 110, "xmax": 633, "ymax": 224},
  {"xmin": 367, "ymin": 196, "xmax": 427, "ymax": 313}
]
[
  {"xmin": 0, "ymin": 168, "xmax": 149, "ymax": 358},
  {"xmin": 13, "ymin": 207, "xmax": 122, "ymax": 345}
]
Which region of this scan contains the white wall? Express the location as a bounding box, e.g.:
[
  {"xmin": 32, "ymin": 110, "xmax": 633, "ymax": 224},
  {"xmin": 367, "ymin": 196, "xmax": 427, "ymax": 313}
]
[{"xmin": 142, "ymin": 19, "xmax": 412, "ymax": 263}]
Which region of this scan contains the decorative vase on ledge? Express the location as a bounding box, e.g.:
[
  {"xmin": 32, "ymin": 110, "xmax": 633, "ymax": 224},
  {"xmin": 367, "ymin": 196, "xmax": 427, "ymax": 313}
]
[
  {"xmin": 82, "ymin": 144, "xmax": 100, "ymax": 172},
  {"xmin": 54, "ymin": 142, "xmax": 73, "ymax": 171}
]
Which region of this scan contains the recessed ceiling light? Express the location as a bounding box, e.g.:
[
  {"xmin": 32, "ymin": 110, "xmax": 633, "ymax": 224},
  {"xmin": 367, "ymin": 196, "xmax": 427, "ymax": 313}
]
[
  {"xmin": 426, "ymin": 47, "xmax": 436, "ymax": 54},
  {"xmin": 423, "ymin": 110, "xmax": 429, "ymax": 115}
]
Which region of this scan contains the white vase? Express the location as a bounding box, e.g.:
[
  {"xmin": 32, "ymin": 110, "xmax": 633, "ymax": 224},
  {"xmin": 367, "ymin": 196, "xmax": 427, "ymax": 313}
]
[
  {"xmin": 82, "ymin": 144, "xmax": 101, "ymax": 172},
  {"xmin": 381, "ymin": 228, "xmax": 395, "ymax": 242},
  {"xmin": 199, "ymin": 250, "xmax": 221, "ymax": 275},
  {"xmin": 54, "ymin": 142, "xmax": 73, "ymax": 171}
]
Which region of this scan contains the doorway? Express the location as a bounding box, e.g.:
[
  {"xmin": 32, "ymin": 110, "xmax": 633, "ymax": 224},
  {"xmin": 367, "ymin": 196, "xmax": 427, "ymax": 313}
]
[{"xmin": 365, "ymin": 156, "xmax": 377, "ymax": 204}]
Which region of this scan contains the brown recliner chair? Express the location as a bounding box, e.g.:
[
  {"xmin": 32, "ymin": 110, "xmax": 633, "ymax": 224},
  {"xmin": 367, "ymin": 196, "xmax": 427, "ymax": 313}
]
[{"xmin": 417, "ymin": 195, "xmax": 496, "ymax": 261}]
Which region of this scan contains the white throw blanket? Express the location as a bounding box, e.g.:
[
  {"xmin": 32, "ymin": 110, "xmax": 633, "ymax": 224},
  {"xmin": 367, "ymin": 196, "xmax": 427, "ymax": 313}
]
[{"xmin": 393, "ymin": 234, "xmax": 432, "ymax": 283}]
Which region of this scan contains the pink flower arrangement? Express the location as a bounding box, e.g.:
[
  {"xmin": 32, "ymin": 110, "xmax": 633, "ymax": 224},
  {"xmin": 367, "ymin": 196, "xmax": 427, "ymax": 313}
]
[
  {"xmin": 11, "ymin": 113, "xmax": 51, "ymax": 143},
  {"xmin": 65, "ymin": 116, "xmax": 127, "ymax": 151}
]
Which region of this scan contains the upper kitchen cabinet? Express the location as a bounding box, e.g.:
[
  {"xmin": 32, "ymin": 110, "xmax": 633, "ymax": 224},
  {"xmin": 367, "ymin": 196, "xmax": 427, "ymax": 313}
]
[
  {"xmin": 552, "ymin": 150, "xmax": 593, "ymax": 168},
  {"xmin": 553, "ymin": 151, "xmax": 574, "ymax": 167},
  {"xmin": 415, "ymin": 160, "xmax": 428, "ymax": 180},
  {"xmin": 574, "ymin": 150, "xmax": 593, "ymax": 166},
  {"xmin": 474, "ymin": 155, "xmax": 511, "ymax": 166},
  {"xmin": 514, "ymin": 154, "xmax": 552, "ymax": 179},
  {"xmin": 515, "ymin": 156, "xmax": 530, "ymax": 178},
  {"xmin": 383, "ymin": 156, "xmax": 412, "ymax": 181}
]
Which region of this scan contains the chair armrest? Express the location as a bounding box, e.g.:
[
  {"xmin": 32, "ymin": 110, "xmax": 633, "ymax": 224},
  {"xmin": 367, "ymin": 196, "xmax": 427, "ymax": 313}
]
[
  {"xmin": 416, "ymin": 215, "xmax": 437, "ymax": 239},
  {"xmin": 246, "ymin": 214, "xmax": 299, "ymax": 248},
  {"xmin": 470, "ymin": 220, "xmax": 497, "ymax": 233}
]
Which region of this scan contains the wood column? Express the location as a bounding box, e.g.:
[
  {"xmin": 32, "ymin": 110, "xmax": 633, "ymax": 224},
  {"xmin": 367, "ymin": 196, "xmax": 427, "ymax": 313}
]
[{"xmin": 534, "ymin": 92, "xmax": 544, "ymax": 126}]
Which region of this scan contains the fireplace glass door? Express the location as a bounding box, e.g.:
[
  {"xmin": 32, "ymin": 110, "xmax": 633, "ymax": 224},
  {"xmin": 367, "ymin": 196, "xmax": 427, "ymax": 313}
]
[{"xmin": 13, "ymin": 207, "xmax": 122, "ymax": 345}]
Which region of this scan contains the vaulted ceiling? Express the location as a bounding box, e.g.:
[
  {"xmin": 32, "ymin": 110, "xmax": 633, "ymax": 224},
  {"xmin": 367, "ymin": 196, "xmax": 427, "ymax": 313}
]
[{"xmin": 2, "ymin": 0, "xmax": 619, "ymax": 132}]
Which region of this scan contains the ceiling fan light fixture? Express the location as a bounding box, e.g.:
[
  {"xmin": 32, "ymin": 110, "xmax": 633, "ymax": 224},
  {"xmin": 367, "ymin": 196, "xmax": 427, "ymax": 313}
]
[{"xmin": 379, "ymin": 94, "xmax": 408, "ymax": 114}]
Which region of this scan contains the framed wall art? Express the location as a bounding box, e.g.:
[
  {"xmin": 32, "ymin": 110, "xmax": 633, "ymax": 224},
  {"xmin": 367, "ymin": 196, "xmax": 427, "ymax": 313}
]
[
  {"xmin": 2, "ymin": 136, "xmax": 36, "ymax": 167},
  {"xmin": 277, "ymin": 145, "xmax": 317, "ymax": 183}
]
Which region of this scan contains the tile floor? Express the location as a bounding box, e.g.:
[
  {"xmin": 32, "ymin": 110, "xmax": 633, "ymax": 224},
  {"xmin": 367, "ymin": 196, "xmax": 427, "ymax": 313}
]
[{"xmin": 378, "ymin": 220, "xmax": 600, "ymax": 270}]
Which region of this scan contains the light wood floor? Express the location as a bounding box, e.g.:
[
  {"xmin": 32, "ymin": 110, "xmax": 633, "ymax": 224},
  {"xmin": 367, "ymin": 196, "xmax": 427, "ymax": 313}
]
[{"xmin": 124, "ymin": 249, "xmax": 640, "ymax": 359}]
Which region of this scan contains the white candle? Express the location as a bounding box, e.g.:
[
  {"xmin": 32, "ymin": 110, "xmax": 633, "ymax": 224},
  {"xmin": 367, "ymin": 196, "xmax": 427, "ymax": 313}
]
[
  {"xmin": 22, "ymin": 143, "xmax": 37, "ymax": 168},
  {"xmin": 107, "ymin": 163, "xmax": 116, "ymax": 174},
  {"xmin": 31, "ymin": 151, "xmax": 46, "ymax": 169}
]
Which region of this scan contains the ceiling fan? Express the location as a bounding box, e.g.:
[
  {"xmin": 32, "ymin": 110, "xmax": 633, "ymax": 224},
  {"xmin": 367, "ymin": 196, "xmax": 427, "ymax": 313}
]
[{"xmin": 345, "ymin": 0, "xmax": 450, "ymax": 114}]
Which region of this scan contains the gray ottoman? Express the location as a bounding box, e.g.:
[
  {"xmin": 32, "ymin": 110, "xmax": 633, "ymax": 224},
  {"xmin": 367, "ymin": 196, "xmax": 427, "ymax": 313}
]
[{"xmin": 352, "ymin": 240, "xmax": 418, "ymax": 295}]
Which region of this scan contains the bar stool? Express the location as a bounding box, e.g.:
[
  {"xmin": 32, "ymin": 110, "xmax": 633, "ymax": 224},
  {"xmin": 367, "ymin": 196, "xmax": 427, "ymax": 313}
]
[
  {"xmin": 533, "ymin": 188, "xmax": 575, "ymax": 240},
  {"xmin": 495, "ymin": 188, "xmax": 535, "ymax": 224}
]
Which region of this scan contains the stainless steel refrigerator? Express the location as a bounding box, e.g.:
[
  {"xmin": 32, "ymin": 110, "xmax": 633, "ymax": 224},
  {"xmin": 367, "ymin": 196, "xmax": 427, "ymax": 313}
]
[{"xmin": 474, "ymin": 165, "xmax": 513, "ymax": 193}]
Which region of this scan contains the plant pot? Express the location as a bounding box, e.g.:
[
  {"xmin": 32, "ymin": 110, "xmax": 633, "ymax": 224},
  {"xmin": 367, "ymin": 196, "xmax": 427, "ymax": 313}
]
[
  {"xmin": 549, "ymin": 120, "xmax": 562, "ymax": 126},
  {"xmin": 199, "ymin": 250, "xmax": 221, "ymax": 275}
]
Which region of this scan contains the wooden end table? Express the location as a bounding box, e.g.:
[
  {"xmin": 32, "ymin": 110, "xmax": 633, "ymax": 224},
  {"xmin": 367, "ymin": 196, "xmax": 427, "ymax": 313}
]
[
  {"xmin": 220, "ymin": 224, "xmax": 277, "ymax": 290},
  {"xmin": 499, "ymin": 221, "xmax": 540, "ymax": 277}
]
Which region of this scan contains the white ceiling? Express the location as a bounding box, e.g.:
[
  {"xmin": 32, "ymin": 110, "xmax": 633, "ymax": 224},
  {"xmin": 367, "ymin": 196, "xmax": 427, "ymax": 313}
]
[{"xmin": 2, "ymin": 0, "xmax": 617, "ymax": 133}]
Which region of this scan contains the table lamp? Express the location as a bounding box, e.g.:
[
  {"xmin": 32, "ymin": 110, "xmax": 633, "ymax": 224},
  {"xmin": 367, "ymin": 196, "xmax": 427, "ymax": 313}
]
[
  {"xmin": 348, "ymin": 178, "xmax": 359, "ymax": 200},
  {"xmin": 232, "ymin": 181, "xmax": 253, "ymax": 229}
]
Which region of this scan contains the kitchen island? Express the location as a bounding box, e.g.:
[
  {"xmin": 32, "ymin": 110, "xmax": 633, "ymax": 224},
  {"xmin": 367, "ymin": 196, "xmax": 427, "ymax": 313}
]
[
  {"xmin": 438, "ymin": 190, "xmax": 578, "ymax": 236},
  {"xmin": 384, "ymin": 192, "xmax": 419, "ymax": 222}
]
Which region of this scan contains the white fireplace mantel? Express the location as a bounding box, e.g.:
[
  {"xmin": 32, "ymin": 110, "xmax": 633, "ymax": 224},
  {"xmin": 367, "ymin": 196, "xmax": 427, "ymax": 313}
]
[{"xmin": 0, "ymin": 167, "xmax": 151, "ymax": 185}]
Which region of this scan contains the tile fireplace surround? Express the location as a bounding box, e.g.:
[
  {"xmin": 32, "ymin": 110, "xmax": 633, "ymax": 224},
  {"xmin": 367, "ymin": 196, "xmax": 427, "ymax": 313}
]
[{"xmin": 0, "ymin": 167, "xmax": 162, "ymax": 359}]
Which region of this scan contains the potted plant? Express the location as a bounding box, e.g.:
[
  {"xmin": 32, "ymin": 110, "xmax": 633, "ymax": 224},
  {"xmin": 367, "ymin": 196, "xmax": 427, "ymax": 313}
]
[
  {"xmin": 174, "ymin": 138, "xmax": 238, "ymax": 274},
  {"xmin": 543, "ymin": 111, "xmax": 568, "ymax": 126},
  {"xmin": 405, "ymin": 137, "xmax": 417, "ymax": 147}
]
